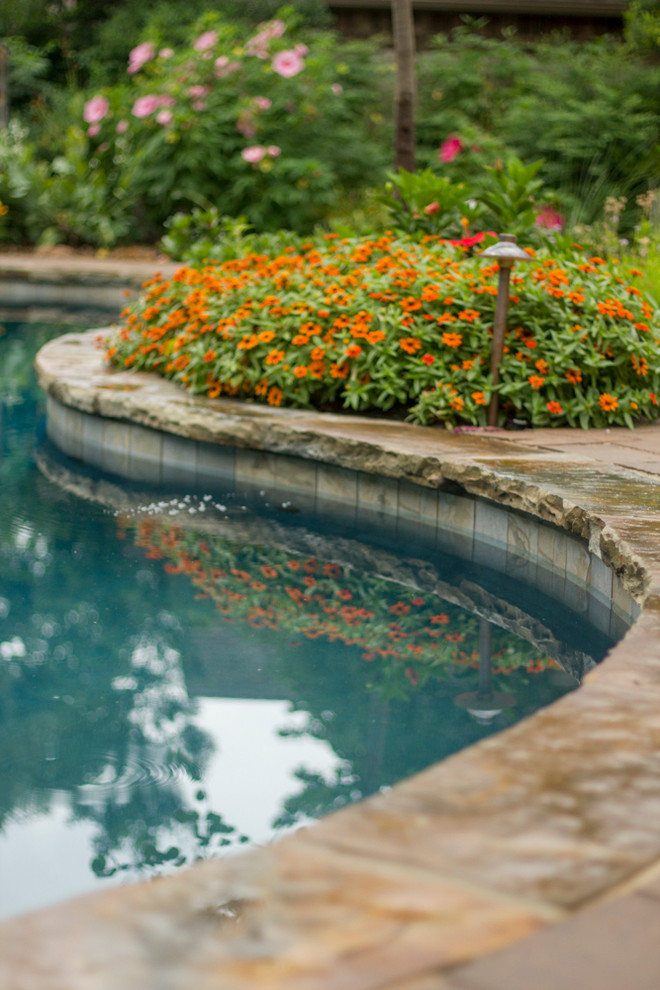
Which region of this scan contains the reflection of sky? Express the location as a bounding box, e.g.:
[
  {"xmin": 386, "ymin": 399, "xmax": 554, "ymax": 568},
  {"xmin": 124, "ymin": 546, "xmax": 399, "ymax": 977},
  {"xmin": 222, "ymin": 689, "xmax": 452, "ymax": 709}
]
[{"xmin": 0, "ymin": 699, "xmax": 341, "ymax": 921}]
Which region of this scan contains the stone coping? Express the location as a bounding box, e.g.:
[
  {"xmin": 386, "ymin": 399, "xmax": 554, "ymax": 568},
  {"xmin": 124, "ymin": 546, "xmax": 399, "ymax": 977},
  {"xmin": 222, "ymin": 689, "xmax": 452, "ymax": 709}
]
[{"xmin": 4, "ymin": 328, "xmax": 660, "ymax": 988}]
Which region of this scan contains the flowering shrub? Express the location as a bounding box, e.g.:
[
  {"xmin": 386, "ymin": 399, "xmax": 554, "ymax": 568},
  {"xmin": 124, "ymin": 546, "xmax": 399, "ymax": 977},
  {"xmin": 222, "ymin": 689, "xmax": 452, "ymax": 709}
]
[
  {"xmin": 105, "ymin": 232, "xmax": 660, "ymax": 429},
  {"xmin": 78, "ymin": 15, "xmax": 388, "ymax": 235}
]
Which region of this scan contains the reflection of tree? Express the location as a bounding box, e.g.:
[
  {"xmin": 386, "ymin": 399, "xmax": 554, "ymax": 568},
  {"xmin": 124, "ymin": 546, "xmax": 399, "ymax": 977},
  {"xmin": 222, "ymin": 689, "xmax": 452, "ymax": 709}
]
[{"xmin": 0, "ymin": 320, "xmax": 243, "ymax": 892}]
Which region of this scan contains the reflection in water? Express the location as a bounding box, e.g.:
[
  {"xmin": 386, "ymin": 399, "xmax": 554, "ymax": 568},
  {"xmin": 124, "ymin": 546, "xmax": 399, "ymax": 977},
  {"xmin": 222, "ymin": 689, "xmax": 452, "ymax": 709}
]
[
  {"xmin": 0, "ymin": 319, "xmax": 612, "ymax": 920},
  {"xmin": 454, "ymin": 618, "xmax": 517, "ymax": 725}
]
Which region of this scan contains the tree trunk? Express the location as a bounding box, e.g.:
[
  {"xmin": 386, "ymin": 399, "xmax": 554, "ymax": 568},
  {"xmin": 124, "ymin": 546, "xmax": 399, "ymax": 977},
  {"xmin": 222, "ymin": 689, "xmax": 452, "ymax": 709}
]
[
  {"xmin": 391, "ymin": 0, "xmax": 416, "ymax": 172},
  {"xmin": 0, "ymin": 45, "xmax": 8, "ymax": 129}
]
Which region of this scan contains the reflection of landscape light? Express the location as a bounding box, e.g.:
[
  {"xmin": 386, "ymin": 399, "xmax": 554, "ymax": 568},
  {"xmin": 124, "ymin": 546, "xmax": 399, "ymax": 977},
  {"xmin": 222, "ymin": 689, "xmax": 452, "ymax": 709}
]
[
  {"xmin": 479, "ymin": 233, "xmax": 530, "ymax": 427},
  {"xmin": 453, "ymin": 618, "xmax": 516, "ymax": 725}
]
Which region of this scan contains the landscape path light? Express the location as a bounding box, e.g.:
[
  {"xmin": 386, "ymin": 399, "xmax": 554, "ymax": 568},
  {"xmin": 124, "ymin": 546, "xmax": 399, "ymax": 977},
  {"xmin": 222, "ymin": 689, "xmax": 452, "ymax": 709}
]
[{"xmin": 479, "ymin": 233, "xmax": 530, "ymax": 427}]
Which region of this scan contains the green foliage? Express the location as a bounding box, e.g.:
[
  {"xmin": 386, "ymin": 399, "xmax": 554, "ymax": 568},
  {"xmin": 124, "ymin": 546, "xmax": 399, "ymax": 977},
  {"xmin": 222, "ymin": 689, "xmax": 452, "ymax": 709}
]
[
  {"xmin": 625, "ymin": 0, "xmax": 660, "ymax": 55},
  {"xmin": 104, "ymin": 232, "xmax": 660, "ymax": 430},
  {"xmin": 375, "ymin": 167, "xmax": 483, "ymax": 238},
  {"xmin": 478, "ymin": 156, "xmax": 543, "ymax": 236}
]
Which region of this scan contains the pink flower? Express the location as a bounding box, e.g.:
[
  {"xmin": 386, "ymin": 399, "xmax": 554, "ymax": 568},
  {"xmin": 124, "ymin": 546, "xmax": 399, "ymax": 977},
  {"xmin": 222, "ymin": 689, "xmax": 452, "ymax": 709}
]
[
  {"xmin": 116, "ymin": 120, "xmax": 129, "ymax": 134},
  {"xmin": 241, "ymin": 145, "xmax": 266, "ymax": 163},
  {"xmin": 194, "ymin": 31, "xmax": 218, "ymax": 52},
  {"xmin": 156, "ymin": 110, "xmax": 173, "ymax": 125},
  {"xmin": 439, "ymin": 135, "xmax": 463, "ymax": 164},
  {"xmin": 253, "ymin": 96, "xmax": 271, "ymax": 111},
  {"xmin": 267, "ymin": 145, "xmax": 281, "ymax": 157},
  {"xmin": 214, "ymin": 56, "xmax": 239, "ymax": 78},
  {"xmin": 331, "ymin": 83, "xmax": 343, "ymax": 95},
  {"xmin": 535, "ymin": 206, "xmax": 564, "ymax": 231},
  {"xmin": 188, "ymin": 85, "xmax": 209, "ymax": 99},
  {"xmin": 272, "ymin": 49, "xmax": 304, "ymax": 78},
  {"xmin": 83, "ymin": 95, "xmax": 109, "ymax": 124},
  {"xmin": 159, "ymin": 48, "xmax": 174, "ymax": 59},
  {"xmin": 132, "ymin": 95, "xmax": 160, "ymax": 118},
  {"xmin": 128, "ymin": 42, "xmax": 156, "ymax": 75},
  {"xmin": 87, "ymin": 124, "xmax": 100, "ymax": 137},
  {"xmin": 424, "ymin": 201, "xmax": 440, "ymax": 215},
  {"xmin": 157, "ymin": 95, "xmax": 176, "ymax": 107},
  {"xmin": 265, "ymin": 19, "xmax": 286, "ymax": 39},
  {"xmin": 191, "ymin": 100, "xmax": 207, "ymax": 111},
  {"xmin": 295, "ymin": 44, "xmax": 309, "ymax": 56}
]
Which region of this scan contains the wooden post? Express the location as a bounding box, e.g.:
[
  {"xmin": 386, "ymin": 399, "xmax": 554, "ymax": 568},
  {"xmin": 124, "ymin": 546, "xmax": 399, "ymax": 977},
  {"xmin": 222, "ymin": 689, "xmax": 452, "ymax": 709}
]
[
  {"xmin": 391, "ymin": 0, "xmax": 416, "ymax": 172},
  {"xmin": 0, "ymin": 44, "xmax": 8, "ymax": 129}
]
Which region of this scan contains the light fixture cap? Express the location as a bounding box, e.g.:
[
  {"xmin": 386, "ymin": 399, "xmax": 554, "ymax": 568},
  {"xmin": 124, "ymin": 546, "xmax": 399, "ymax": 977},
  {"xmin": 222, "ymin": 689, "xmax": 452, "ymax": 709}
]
[{"xmin": 480, "ymin": 233, "xmax": 530, "ymax": 263}]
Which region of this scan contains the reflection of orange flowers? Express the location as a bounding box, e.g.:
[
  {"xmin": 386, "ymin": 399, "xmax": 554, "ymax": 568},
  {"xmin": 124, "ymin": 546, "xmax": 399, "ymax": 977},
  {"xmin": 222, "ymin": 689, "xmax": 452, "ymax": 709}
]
[
  {"xmin": 441, "ymin": 331, "xmax": 462, "ymax": 348},
  {"xmin": 599, "ymin": 393, "xmax": 618, "ymax": 411}
]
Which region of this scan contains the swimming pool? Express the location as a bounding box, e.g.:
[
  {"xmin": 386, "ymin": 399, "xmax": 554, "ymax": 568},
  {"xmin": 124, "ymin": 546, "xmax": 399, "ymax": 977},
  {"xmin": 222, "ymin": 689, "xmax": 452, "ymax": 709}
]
[{"xmin": 0, "ymin": 318, "xmax": 619, "ymax": 920}]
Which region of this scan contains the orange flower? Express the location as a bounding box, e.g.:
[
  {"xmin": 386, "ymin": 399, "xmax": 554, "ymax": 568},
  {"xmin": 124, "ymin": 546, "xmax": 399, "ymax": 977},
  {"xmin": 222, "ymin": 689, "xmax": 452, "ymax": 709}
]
[
  {"xmin": 546, "ymin": 401, "xmax": 563, "ymax": 415},
  {"xmin": 399, "ymin": 336, "xmax": 422, "ymax": 354},
  {"xmin": 267, "ymin": 386, "xmax": 283, "ymax": 406},
  {"xmin": 471, "ymin": 391, "xmax": 487, "ymax": 405},
  {"xmin": 344, "ymin": 343, "xmax": 362, "ymax": 358},
  {"xmin": 258, "ymin": 329, "xmax": 276, "ymax": 342},
  {"xmin": 203, "ymin": 349, "xmax": 217, "ymax": 363},
  {"xmin": 293, "ymin": 365, "xmax": 308, "ymax": 378},
  {"xmin": 265, "ymin": 349, "xmax": 285, "ymax": 365},
  {"xmin": 599, "ymin": 393, "xmax": 618, "ymax": 411},
  {"xmin": 441, "ymin": 331, "xmax": 462, "ymax": 348},
  {"xmin": 400, "ymin": 297, "xmax": 423, "ymax": 312},
  {"xmin": 528, "ymin": 375, "xmax": 545, "ymax": 389},
  {"xmin": 565, "ymin": 368, "xmax": 582, "ymax": 385},
  {"xmin": 651, "ymin": 393, "xmax": 658, "ymax": 406},
  {"xmin": 421, "ymin": 353, "xmax": 435, "ymax": 366}
]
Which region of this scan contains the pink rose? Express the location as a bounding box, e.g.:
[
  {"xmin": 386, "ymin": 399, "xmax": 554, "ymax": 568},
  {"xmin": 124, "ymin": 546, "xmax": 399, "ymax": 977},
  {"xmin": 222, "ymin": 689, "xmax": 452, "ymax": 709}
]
[
  {"xmin": 241, "ymin": 145, "xmax": 266, "ymax": 163},
  {"xmin": 439, "ymin": 135, "xmax": 463, "ymax": 164},
  {"xmin": 272, "ymin": 49, "xmax": 304, "ymax": 78},
  {"xmin": 156, "ymin": 110, "xmax": 173, "ymax": 126},
  {"xmin": 83, "ymin": 95, "xmax": 109, "ymax": 124},
  {"xmin": 194, "ymin": 31, "xmax": 218, "ymax": 52},
  {"xmin": 132, "ymin": 95, "xmax": 160, "ymax": 118},
  {"xmin": 253, "ymin": 96, "xmax": 271, "ymax": 111},
  {"xmin": 267, "ymin": 145, "xmax": 281, "ymax": 157},
  {"xmin": 87, "ymin": 124, "xmax": 100, "ymax": 137},
  {"xmin": 116, "ymin": 120, "xmax": 129, "ymax": 134},
  {"xmin": 128, "ymin": 42, "xmax": 156, "ymax": 75}
]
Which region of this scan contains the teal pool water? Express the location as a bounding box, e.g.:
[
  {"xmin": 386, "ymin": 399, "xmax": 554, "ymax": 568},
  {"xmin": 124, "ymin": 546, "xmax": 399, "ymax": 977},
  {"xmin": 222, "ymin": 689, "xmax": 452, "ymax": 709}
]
[{"xmin": 0, "ymin": 319, "xmax": 616, "ymax": 920}]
